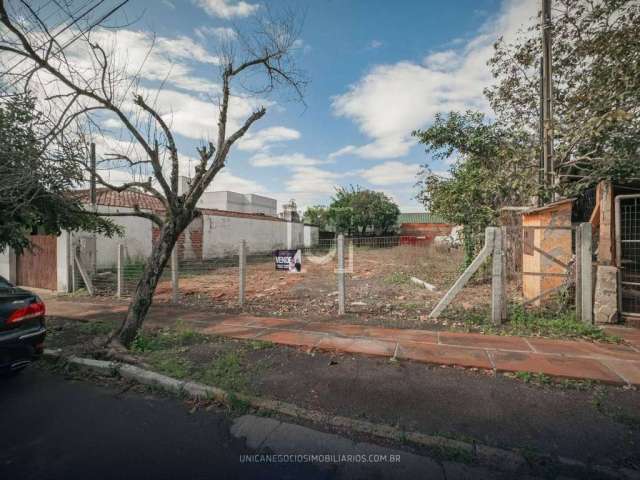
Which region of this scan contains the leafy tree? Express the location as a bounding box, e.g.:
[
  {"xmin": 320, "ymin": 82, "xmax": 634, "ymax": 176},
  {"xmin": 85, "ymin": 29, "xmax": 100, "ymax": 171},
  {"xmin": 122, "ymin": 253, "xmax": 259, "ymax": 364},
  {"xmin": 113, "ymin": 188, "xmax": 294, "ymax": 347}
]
[
  {"xmin": 302, "ymin": 205, "xmax": 329, "ymax": 230},
  {"xmin": 0, "ymin": 94, "xmax": 118, "ymax": 254},
  {"xmin": 327, "ymin": 186, "xmax": 400, "ymax": 235},
  {"xmin": 486, "ymin": 0, "xmax": 640, "ymax": 193},
  {"xmin": 413, "ymin": 111, "xmax": 535, "ymax": 264}
]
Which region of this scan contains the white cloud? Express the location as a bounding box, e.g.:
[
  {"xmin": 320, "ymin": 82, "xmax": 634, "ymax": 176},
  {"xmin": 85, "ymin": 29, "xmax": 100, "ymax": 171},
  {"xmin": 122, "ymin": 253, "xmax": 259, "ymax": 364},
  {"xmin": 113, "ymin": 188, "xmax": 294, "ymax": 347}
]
[
  {"xmin": 359, "ymin": 161, "xmax": 420, "ymax": 186},
  {"xmin": 209, "ymin": 169, "xmax": 267, "ymax": 193},
  {"xmin": 286, "ymin": 166, "xmax": 343, "ymax": 194},
  {"xmin": 249, "ymin": 153, "xmax": 323, "ymax": 167},
  {"xmin": 370, "ymin": 40, "xmax": 383, "ymax": 49},
  {"xmin": 331, "ymin": 0, "xmax": 537, "ymax": 160},
  {"xmin": 195, "ymin": 0, "xmax": 259, "ymax": 18},
  {"xmin": 238, "ymin": 126, "xmax": 301, "ymax": 151},
  {"xmin": 194, "ymin": 26, "xmax": 237, "ymax": 41}
]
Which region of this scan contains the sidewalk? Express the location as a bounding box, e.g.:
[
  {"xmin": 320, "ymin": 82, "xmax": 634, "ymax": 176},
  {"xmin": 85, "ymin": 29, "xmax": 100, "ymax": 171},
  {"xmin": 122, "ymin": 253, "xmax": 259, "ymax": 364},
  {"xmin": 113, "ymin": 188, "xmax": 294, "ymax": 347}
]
[{"xmin": 45, "ymin": 297, "xmax": 640, "ymax": 386}]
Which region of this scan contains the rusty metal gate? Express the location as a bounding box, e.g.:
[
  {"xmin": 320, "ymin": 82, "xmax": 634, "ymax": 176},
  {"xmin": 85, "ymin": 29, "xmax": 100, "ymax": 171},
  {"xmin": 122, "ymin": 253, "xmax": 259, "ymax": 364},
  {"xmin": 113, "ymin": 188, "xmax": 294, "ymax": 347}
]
[{"xmin": 616, "ymin": 195, "xmax": 640, "ymax": 316}]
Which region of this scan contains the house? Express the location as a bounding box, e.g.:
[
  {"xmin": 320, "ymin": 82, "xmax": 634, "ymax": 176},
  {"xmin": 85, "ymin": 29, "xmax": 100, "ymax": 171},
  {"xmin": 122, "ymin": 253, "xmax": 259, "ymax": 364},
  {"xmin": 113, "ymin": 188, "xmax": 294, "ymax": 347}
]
[
  {"xmin": 0, "ymin": 181, "xmax": 319, "ymax": 292},
  {"xmin": 396, "ymin": 212, "xmax": 453, "ymax": 244}
]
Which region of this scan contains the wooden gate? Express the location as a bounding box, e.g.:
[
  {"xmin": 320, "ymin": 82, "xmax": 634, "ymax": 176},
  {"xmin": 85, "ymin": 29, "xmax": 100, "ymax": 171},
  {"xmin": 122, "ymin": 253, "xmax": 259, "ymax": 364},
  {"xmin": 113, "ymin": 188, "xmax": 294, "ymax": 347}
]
[{"xmin": 16, "ymin": 235, "xmax": 57, "ymax": 290}]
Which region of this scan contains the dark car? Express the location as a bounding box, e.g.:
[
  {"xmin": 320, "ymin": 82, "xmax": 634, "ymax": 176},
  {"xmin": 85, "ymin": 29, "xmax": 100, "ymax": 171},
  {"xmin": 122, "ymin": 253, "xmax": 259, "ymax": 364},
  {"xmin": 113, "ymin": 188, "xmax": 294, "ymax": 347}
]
[{"xmin": 0, "ymin": 276, "xmax": 46, "ymax": 375}]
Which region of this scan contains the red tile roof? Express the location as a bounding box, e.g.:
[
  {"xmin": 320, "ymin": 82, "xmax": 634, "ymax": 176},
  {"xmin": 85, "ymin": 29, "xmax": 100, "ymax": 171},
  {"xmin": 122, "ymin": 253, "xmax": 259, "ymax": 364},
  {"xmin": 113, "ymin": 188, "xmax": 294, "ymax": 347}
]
[{"xmin": 75, "ymin": 188, "xmax": 285, "ymax": 222}]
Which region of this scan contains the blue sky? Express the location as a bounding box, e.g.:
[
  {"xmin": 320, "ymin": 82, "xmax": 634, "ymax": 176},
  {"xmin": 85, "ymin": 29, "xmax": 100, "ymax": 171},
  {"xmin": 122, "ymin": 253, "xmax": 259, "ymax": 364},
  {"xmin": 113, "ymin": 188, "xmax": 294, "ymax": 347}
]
[{"xmin": 83, "ymin": 0, "xmax": 539, "ymax": 212}]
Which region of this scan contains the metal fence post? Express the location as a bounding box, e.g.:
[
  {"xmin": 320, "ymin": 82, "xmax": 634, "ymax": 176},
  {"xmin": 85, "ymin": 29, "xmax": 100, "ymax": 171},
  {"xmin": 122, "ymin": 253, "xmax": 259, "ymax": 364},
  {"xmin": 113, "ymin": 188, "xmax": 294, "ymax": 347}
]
[
  {"xmin": 239, "ymin": 240, "xmax": 246, "ymax": 307},
  {"xmin": 337, "ymin": 234, "xmax": 346, "ymax": 315},
  {"xmin": 116, "ymin": 243, "xmax": 124, "ymax": 298},
  {"xmin": 171, "ymin": 246, "xmax": 179, "ymax": 304},
  {"xmin": 491, "ymin": 227, "xmax": 505, "ymax": 325},
  {"xmin": 579, "ymin": 223, "xmax": 593, "ymax": 324}
]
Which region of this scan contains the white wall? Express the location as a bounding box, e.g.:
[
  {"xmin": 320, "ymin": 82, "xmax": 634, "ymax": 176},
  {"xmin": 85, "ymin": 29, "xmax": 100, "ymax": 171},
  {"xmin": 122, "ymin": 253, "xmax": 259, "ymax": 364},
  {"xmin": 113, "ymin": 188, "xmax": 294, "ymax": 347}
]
[
  {"xmin": 198, "ymin": 191, "xmax": 277, "ymax": 216},
  {"xmin": 93, "ymin": 205, "xmax": 153, "ymax": 267},
  {"xmin": 203, "ymin": 215, "xmax": 295, "ymax": 257},
  {"xmin": 0, "ymin": 247, "xmax": 16, "ymax": 283},
  {"xmin": 304, "ymin": 225, "xmax": 319, "ymax": 247}
]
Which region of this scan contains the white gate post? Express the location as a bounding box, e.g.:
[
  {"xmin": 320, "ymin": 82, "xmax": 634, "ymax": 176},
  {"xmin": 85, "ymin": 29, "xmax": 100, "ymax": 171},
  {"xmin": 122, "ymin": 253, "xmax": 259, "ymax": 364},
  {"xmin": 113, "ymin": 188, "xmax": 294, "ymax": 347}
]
[
  {"xmin": 116, "ymin": 243, "xmax": 124, "ymax": 298},
  {"xmin": 239, "ymin": 240, "xmax": 246, "ymax": 307},
  {"xmin": 491, "ymin": 227, "xmax": 506, "ymax": 325},
  {"xmin": 171, "ymin": 247, "xmax": 179, "ymax": 304},
  {"xmin": 337, "ymin": 234, "xmax": 346, "ymax": 315}
]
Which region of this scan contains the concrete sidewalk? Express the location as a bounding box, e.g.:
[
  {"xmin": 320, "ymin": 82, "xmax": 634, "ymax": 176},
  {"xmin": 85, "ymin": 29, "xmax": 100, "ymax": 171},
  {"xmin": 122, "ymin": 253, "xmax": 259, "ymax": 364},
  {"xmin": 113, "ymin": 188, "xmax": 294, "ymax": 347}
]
[{"xmin": 45, "ymin": 297, "xmax": 640, "ymax": 386}]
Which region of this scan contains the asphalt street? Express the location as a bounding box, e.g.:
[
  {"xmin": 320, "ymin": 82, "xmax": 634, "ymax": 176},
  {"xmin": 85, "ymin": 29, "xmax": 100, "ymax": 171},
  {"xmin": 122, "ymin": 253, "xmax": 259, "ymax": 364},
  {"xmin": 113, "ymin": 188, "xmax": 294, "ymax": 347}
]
[{"xmin": 0, "ymin": 366, "xmax": 329, "ymax": 480}]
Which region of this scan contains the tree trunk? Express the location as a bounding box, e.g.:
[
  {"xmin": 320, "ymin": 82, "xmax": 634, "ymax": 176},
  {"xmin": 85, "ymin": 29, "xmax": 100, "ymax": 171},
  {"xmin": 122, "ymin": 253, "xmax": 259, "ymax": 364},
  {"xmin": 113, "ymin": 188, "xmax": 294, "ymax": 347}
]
[{"xmin": 114, "ymin": 215, "xmax": 190, "ymax": 347}]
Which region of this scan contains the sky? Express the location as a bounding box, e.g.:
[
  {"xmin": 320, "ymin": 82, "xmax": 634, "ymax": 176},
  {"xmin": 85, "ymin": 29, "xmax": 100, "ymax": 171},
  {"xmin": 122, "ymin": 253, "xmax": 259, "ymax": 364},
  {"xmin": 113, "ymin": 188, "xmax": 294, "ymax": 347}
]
[{"xmin": 28, "ymin": 0, "xmax": 541, "ymax": 213}]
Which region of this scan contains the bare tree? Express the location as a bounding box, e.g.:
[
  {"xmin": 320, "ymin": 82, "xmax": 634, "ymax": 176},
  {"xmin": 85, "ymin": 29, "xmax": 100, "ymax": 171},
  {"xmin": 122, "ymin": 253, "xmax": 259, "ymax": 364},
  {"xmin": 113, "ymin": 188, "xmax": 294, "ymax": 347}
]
[{"xmin": 0, "ymin": 1, "xmax": 306, "ymax": 347}]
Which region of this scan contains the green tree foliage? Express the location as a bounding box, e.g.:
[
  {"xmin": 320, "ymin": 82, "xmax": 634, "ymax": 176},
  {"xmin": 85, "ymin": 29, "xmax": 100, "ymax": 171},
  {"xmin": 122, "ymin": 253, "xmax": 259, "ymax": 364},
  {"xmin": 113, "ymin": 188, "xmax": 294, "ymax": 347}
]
[
  {"xmin": 0, "ymin": 94, "xmax": 119, "ymax": 254},
  {"xmin": 413, "ymin": 111, "xmax": 536, "ymax": 263},
  {"xmin": 415, "ymin": 0, "xmax": 640, "ymax": 263},
  {"xmin": 302, "ymin": 205, "xmax": 329, "ymax": 230},
  {"xmin": 486, "ymin": 0, "xmax": 640, "ymax": 193},
  {"xmin": 327, "ymin": 186, "xmax": 400, "ymax": 235}
]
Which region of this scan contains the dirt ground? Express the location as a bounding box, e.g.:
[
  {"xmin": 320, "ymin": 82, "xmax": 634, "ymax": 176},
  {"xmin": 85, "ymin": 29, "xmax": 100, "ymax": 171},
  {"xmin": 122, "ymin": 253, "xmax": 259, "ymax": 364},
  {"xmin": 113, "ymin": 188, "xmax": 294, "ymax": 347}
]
[
  {"xmin": 44, "ymin": 316, "xmax": 640, "ymax": 471},
  {"xmin": 145, "ymin": 245, "xmax": 507, "ymax": 330}
]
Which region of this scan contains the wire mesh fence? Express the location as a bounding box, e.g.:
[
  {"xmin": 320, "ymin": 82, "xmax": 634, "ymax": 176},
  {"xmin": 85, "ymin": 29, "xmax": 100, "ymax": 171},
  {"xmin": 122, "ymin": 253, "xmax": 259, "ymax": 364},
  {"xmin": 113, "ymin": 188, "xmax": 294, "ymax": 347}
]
[{"xmin": 74, "ymin": 222, "xmax": 592, "ymax": 329}]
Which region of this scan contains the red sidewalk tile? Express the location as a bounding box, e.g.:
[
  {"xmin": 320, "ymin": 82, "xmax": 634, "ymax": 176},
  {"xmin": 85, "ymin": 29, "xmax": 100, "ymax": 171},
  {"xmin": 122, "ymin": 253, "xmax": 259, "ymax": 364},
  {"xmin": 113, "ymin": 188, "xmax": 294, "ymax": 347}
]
[
  {"xmin": 245, "ymin": 317, "xmax": 305, "ymax": 329},
  {"xmin": 258, "ymin": 330, "xmax": 326, "ymax": 348},
  {"xmin": 439, "ymin": 332, "xmax": 531, "ymax": 352},
  {"xmin": 364, "ymin": 326, "xmax": 438, "ymax": 344},
  {"xmin": 219, "ymin": 316, "xmax": 257, "ymax": 327},
  {"xmin": 603, "ymin": 326, "xmax": 640, "ymax": 348},
  {"xmin": 305, "ymin": 322, "xmax": 369, "ymax": 336},
  {"xmin": 316, "ymin": 336, "xmax": 397, "ymax": 357},
  {"xmin": 527, "ymin": 338, "xmax": 640, "ymax": 361},
  {"xmin": 202, "ymin": 324, "xmax": 265, "ymax": 339},
  {"xmin": 489, "ymin": 351, "xmax": 624, "ymax": 384},
  {"xmin": 397, "ymin": 341, "xmax": 492, "ymax": 370},
  {"xmin": 600, "ymin": 360, "xmax": 640, "ymax": 385}
]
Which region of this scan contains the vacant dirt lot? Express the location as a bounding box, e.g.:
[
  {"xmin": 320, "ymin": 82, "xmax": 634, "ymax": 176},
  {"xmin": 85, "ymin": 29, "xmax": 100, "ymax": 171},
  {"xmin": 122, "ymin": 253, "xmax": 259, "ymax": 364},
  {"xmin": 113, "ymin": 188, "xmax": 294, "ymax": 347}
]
[{"xmin": 144, "ymin": 245, "xmax": 507, "ymax": 330}]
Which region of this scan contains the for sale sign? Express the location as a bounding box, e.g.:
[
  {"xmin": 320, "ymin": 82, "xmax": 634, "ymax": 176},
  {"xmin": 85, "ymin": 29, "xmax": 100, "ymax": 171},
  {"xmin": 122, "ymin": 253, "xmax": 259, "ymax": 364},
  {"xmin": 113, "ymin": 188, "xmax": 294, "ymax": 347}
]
[{"xmin": 274, "ymin": 249, "xmax": 302, "ymax": 272}]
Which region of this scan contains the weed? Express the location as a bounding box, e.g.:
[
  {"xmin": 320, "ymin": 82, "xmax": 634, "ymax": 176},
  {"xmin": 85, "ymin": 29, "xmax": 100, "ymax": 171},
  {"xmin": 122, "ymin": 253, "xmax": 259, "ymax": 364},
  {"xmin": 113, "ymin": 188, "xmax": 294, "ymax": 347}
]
[
  {"xmin": 76, "ymin": 320, "xmax": 118, "ymax": 336},
  {"xmin": 131, "ymin": 327, "xmax": 207, "ymax": 353},
  {"xmin": 198, "ymin": 352, "xmax": 248, "ymax": 393},
  {"xmin": 514, "ymin": 371, "xmax": 553, "ymax": 386},
  {"xmin": 146, "ymin": 352, "xmax": 193, "ymax": 379},
  {"xmin": 227, "ymin": 392, "xmax": 251, "ymax": 414},
  {"xmin": 247, "ymin": 340, "xmax": 273, "ymax": 351},
  {"xmin": 384, "ymin": 271, "xmax": 411, "ymax": 285}
]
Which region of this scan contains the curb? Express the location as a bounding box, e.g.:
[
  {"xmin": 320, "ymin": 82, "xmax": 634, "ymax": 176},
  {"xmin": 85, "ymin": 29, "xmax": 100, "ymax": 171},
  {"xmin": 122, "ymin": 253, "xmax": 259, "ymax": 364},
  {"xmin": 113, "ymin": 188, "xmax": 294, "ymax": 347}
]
[{"xmin": 43, "ymin": 348, "xmax": 638, "ymax": 480}]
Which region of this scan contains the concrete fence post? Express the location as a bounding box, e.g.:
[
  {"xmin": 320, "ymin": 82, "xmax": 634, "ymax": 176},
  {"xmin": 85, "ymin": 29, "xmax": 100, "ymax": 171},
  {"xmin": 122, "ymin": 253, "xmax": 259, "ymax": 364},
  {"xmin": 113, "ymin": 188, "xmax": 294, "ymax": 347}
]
[
  {"xmin": 116, "ymin": 244, "xmax": 124, "ymax": 298},
  {"xmin": 491, "ymin": 227, "xmax": 506, "ymax": 325},
  {"xmin": 171, "ymin": 247, "xmax": 179, "ymax": 304},
  {"xmin": 239, "ymin": 240, "xmax": 247, "ymax": 307},
  {"xmin": 579, "ymin": 222, "xmax": 593, "ymax": 324},
  {"xmin": 575, "ymin": 226, "xmax": 582, "ymax": 321},
  {"xmin": 337, "ymin": 234, "xmax": 346, "ymax": 315}
]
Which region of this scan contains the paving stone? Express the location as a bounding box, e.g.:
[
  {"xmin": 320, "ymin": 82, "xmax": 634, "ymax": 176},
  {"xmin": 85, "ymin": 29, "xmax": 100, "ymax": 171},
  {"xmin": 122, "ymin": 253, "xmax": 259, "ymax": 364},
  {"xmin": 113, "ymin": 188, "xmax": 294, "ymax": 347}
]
[
  {"xmin": 201, "ymin": 324, "xmax": 265, "ymax": 339},
  {"xmin": 364, "ymin": 326, "xmax": 439, "ymax": 344},
  {"xmin": 305, "ymin": 322, "xmax": 369, "ymax": 336},
  {"xmin": 527, "ymin": 337, "xmax": 640, "ymax": 360},
  {"xmin": 258, "ymin": 329, "xmax": 325, "ymax": 347},
  {"xmin": 316, "ymin": 336, "xmax": 397, "ymax": 357},
  {"xmin": 439, "ymin": 332, "xmax": 531, "ymax": 352},
  {"xmin": 489, "ymin": 351, "xmax": 624, "ymax": 384},
  {"xmin": 600, "ymin": 359, "xmax": 640, "ymax": 385},
  {"xmin": 397, "ymin": 342, "xmax": 493, "ymax": 369},
  {"xmin": 245, "ymin": 317, "xmax": 306, "ymax": 328},
  {"xmin": 218, "ymin": 316, "xmax": 256, "ymax": 326}
]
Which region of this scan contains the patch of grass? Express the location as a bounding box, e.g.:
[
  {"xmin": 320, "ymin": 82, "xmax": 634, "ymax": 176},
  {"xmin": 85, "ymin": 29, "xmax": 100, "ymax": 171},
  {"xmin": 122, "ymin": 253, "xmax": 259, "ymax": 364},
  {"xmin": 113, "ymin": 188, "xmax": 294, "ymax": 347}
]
[
  {"xmin": 75, "ymin": 320, "xmax": 117, "ymax": 336},
  {"xmin": 247, "ymin": 340, "xmax": 273, "ymax": 351},
  {"xmin": 384, "ymin": 271, "xmax": 411, "ymax": 285},
  {"xmin": 131, "ymin": 327, "xmax": 208, "ymax": 353},
  {"xmin": 227, "ymin": 392, "xmax": 251, "ymax": 414},
  {"xmin": 197, "ymin": 351, "xmax": 248, "ymax": 393},
  {"xmin": 514, "ymin": 371, "xmax": 553, "ymax": 386},
  {"xmin": 146, "ymin": 352, "xmax": 193, "ymax": 379},
  {"xmin": 452, "ymin": 304, "xmax": 621, "ymax": 343}
]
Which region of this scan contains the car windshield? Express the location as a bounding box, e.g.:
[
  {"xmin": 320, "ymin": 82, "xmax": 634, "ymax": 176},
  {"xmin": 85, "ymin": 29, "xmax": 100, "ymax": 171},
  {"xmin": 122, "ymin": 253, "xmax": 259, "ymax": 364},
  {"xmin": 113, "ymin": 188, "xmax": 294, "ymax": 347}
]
[{"xmin": 0, "ymin": 276, "xmax": 13, "ymax": 289}]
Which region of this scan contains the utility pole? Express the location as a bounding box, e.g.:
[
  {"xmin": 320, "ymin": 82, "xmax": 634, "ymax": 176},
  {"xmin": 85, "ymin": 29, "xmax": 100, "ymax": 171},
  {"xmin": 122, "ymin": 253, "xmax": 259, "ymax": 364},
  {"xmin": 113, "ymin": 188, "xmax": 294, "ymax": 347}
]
[
  {"xmin": 541, "ymin": 0, "xmax": 554, "ymax": 192},
  {"xmin": 90, "ymin": 142, "xmax": 97, "ymax": 206}
]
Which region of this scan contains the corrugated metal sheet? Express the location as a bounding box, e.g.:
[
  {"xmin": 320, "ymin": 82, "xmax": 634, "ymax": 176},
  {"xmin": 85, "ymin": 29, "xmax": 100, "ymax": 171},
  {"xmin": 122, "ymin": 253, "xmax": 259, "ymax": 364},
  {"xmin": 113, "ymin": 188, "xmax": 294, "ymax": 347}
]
[{"xmin": 397, "ymin": 212, "xmax": 448, "ymax": 224}]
